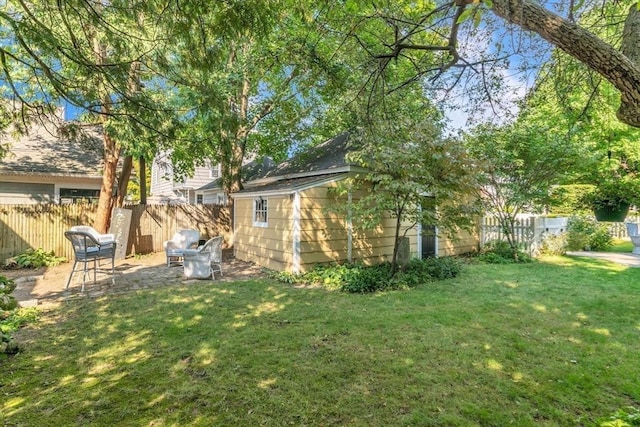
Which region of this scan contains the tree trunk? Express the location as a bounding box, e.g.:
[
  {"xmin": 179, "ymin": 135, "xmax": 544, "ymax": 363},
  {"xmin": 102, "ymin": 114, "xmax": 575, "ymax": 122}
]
[
  {"xmin": 486, "ymin": 0, "xmax": 640, "ymax": 128},
  {"xmin": 116, "ymin": 155, "xmax": 133, "ymax": 207},
  {"xmin": 139, "ymin": 156, "xmax": 147, "ymax": 204},
  {"xmin": 619, "ymin": 4, "xmax": 640, "ymax": 126},
  {"xmin": 94, "ymin": 131, "xmax": 119, "ymax": 233},
  {"xmin": 391, "ymin": 214, "xmax": 403, "ymax": 275}
]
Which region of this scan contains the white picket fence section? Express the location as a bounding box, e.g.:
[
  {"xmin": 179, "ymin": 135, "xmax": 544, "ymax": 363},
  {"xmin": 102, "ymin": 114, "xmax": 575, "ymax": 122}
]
[{"xmin": 480, "ymin": 214, "xmax": 640, "ymax": 254}]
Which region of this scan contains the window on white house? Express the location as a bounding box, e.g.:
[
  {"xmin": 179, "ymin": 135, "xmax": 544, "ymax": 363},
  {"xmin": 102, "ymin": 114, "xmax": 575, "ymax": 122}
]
[
  {"xmin": 210, "ymin": 164, "xmax": 221, "ymax": 178},
  {"xmin": 253, "ymin": 197, "xmax": 268, "ymax": 226},
  {"xmin": 196, "ymin": 194, "xmax": 203, "ymax": 204},
  {"xmin": 152, "ymin": 169, "xmax": 158, "ymax": 185},
  {"xmin": 217, "ymin": 194, "xmax": 226, "ymax": 205}
]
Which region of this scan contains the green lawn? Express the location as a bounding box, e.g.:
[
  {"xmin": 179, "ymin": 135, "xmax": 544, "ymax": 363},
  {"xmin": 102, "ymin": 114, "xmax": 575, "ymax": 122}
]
[
  {"xmin": 2, "ymin": 256, "xmax": 640, "ymax": 426},
  {"xmin": 604, "ymin": 238, "xmax": 635, "ymax": 253}
]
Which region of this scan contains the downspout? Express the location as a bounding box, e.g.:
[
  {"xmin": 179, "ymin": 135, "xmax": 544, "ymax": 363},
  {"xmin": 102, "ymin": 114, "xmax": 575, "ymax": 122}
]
[
  {"xmin": 292, "ymin": 191, "xmax": 301, "ymax": 274},
  {"xmin": 232, "ymin": 197, "xmax": 237, "ymax": 255}
]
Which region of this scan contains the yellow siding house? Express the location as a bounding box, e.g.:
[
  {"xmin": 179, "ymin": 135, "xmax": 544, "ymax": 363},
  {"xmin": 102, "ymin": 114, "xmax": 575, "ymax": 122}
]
[{"xmin": 232, "ymin": 132, "xmax": 478, "ymax": 273}]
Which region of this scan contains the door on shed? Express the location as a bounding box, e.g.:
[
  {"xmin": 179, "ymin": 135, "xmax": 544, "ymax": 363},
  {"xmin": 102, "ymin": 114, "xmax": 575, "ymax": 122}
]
[
  {"xmin": 421, "ymin": 225, "xmax": 437, "ymax": 258},
  {"xmin": 421, "ymin": 196, "xmax": 437, "ymax": 258}
]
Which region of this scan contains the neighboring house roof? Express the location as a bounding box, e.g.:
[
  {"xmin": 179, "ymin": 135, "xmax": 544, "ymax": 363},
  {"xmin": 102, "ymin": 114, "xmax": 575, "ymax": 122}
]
[
  {"xmin": 233, "ymin": 132, "xmax": 362, "ymax": 196},
  {"xmin": 197, "ymin": 157, "xmax": 277, "ymax": 192},
  {"xmin": 0, "ymin": 122, "xmax": 104, "ymax": 178},
  {"xmin": 146, "ymin": 192, "xmax": 187, "ymax": 205}
]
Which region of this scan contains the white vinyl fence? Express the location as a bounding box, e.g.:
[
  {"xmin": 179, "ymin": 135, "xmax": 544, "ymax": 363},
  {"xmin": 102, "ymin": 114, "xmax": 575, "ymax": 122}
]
[{"xmin": 480, "ymin": 215, "xmax": 640, "ymax": 255}]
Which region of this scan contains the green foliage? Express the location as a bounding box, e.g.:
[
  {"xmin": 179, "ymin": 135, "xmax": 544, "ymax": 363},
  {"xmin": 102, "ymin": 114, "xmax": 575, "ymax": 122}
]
[
  {"xmin": 0, "ymin": 276, "xmax": 17, "ymax": 312},
  {"xmin": 466, "ymin": 121, "xmax": 583, "ymax": 258},
  {"xmin": 339, "ymin": 263, "xmax": 395, "ymax": 293},
  {"xmin": 578, "ymin": 176, "xmax": 640, "ymax": 210},
  {"xmin": 267, "ymin": 270, "xmax": 300, "ymax": 285},
  {"xmin": 330, "ymin": 94, "xmax": 481, "ymax": 274},
  {"xmin": 600, "ymin": 406, "xmax": 640, "ymax": 426},
  {"xmin": 1, "ymin": 307, "xmax": 39, "ymax": 356},
  {"xmin": 478, "ymin": 240, "xmax": 533, "ymax": 263},
  {"xmin": 403, "ymin": 257, "xmax": 462, "ymax": 281},
  {"xmin": 0, "ymin": 276, "xmax": 17, "ymax": 294},
  {"xmin": 0, "ymin": 274, "xmax": 37, "ymax": 353},
  {"xmin": 271, "ymin": 257, "xmax": 463, "ymax": 293},
  {"xmin": 548, "ymin": 184, "xmax": 595, "ymax": 215},
  {"xmin": 539, "ymin": 233, "xmax": 568, "ymax": 256},
  {"xmin": 566, "ymin": 216, "xmax": 613, "ymax": 251},
  {"xmin": 0, "ymin": 293, "xmax": 17, "ymax": 311},
  {"xmin": 14, "ymin": 248, "xmax": 66, "ymax": 269}
]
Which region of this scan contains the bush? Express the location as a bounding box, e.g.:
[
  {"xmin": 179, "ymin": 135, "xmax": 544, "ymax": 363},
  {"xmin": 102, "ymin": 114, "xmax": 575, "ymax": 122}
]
[
  {"xmin": 1, "ymin": 307, "xmax": 39, "ymax": 354},
  {"xmin": 271, "ymin": 258, "xmax": 463, "ymax": 293},
  {"xmin": 340, "ymin": 263, "xmax": 395, "ymax": 293},
  {"xmin": 0, "ymin": 276, "xmax": 17, "ymax": 294},
  {"xmin": 12, "ymin": 248, "xmax": 66, "ymax": 269},
  {"xmin": 539, "ymin": 233, "xmax": 568, "ymax": 256},
  {"xmin": 478, "ymin": 240, "xmax": 533, "ymax": 263},
  {"xmin": 600, "ymin": 406, "xmax": 640, "ymax": 426},
  {"xmin": 566, "ymin": 216, "xmax": 612, "ymax": 251},
  {"xmin": 0, "ymin": 276, "xmax": 17, "ymax": 311},
  {"xmin": 404, "ymin": 257, "xmax": 462, "ymax": 280},
  {"xmin": 0, "ymin": 275, "xmax": 38, "ymax": 355}
]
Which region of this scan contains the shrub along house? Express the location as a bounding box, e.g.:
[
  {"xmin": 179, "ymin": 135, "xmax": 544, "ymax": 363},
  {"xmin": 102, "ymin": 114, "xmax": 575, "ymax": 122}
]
[{"xmin": 232, "ymin": 132, "xmax": 478, "ymax": 273}]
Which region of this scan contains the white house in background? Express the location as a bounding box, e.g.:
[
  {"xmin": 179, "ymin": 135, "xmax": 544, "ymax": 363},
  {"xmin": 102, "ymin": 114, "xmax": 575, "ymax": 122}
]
[
  {"xmin": 149, "ymin": 152, "xmax": 222, "ymax": 205},
  {"xmin": 150, "ymin": 151, "xmax": 272, "ymax": 205},
  {"xmin": 0, "ymin": 121, "xmax": 104, "ymax": 204},
  {"xmin": 195, "ymin": 157, "xmax": 276, "ymax": 205}
]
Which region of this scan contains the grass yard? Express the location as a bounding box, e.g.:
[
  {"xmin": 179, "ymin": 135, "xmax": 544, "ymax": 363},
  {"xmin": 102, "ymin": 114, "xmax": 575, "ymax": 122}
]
[
  {"xmin": 604, "ymin": 239, "xmax": 635, "ymax": 253},
  {"xmin": 2, "ymin": 255, "xmax": 640, "ymax": 426}
]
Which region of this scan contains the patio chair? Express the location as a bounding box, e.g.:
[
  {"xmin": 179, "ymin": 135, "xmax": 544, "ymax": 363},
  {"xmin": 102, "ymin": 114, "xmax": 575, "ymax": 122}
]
[
  {"xmin": 183, "ymin": 236, "xmax": 223, "ymax": 279},
  {"xmin": 163, "ymin": 229, "xmax": 200, "ymax": 267},
  {"xmin": 625, "ymin": 223, "xmax": 640, "ymax": 255},
  {"xmin": 64, "ymin": 230, "xmax": 117, "ymax": 292},
  {"xmin": 70, "ymin": 225, "xmax": 115, "ymax": 244}
]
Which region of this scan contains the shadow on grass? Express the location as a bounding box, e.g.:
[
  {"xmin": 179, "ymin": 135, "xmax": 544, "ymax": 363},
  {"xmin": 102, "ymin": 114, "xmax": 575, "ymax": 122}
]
[{"xmin": 3, "ymin": 255, "xmax": 640, "ymax": 425}]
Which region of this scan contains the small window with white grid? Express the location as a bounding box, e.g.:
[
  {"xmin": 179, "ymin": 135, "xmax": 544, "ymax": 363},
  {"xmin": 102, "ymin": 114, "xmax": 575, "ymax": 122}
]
[{"xmin": 253, "ymin": 197, "xmax": 268, "ymax": 227}]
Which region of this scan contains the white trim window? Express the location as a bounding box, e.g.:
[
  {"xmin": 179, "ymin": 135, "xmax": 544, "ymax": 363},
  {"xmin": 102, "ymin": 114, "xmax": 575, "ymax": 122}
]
[
  {"xmin": 253, "ymin": 197, "xmax": 268, "ymax": 227},
  {"xmin": 196, "ymin": 194, "xmax": 204, "ymax": 205},
  {"xmin": 210, "ymin": 164, "xmax": 221, "ymax": 178}
]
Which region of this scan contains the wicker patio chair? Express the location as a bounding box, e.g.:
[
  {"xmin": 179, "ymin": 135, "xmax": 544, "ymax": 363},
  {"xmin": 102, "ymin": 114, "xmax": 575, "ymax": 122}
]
[
  {"xmin": 64, "ymin": 230, "xmax": 117, "ymax": 292},
  {"xmin": 183, "ymin": 236, "xmax": 223, "ymax": 279},
  {"xmin": 163, "ymin": 229, "xmax": 200, "ymax": 267}
]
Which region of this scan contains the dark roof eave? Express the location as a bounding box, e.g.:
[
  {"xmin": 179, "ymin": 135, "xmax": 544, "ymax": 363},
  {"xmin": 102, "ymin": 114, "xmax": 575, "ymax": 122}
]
[
  {"xmin": 246, "ymin": 165, "xmax": 365, "ymax": 187},
  {"xmin": 0, "ymin": 171, "xmax": 104, "ymax": 179},
  {"xmin": 232, "ymin": 172, "xmax": 352, "ymax": 198}
]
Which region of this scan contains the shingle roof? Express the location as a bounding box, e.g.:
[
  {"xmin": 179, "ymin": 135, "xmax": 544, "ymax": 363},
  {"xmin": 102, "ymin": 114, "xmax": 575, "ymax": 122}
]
[
  {"xmin": 233, "ymin": 173, "xmax": 347, "ymax": 195},
  {"xmin": 262, "ymin": 132, "xmax": 354, "ymax": 178},
  {"xmin": 0, "ymin": 122, "xmax": 104, "ymax": 176}
]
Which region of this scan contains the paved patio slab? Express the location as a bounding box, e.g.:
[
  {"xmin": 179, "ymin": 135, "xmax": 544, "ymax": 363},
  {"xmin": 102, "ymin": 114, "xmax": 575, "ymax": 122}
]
[{"xmin": 6, "ymin": 250, "xmax": 265, "ymax": 308}]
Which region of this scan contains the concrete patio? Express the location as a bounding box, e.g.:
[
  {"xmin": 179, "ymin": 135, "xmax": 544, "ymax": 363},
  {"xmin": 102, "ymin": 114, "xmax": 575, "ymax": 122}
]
[
  {"xmin": 7, "ymin": 250, "xmax": 265, "ymax": 308},
  {"xmin": 566, "ymin": 251, "xmax": 640, "ymax": 267}
]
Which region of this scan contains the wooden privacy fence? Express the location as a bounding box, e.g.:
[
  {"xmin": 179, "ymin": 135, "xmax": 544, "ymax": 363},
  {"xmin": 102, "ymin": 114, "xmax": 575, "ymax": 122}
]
[
  {"xmin": 0, "ymin": 204, "xmax": 232, "ymax": 263},
  {"xmin": 481, "ymin": 214, "xmax": 640, "ymax": 254}
]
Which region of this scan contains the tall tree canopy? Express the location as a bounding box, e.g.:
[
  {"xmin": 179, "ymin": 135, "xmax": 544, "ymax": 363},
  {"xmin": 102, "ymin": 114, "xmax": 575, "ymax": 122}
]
[
  {"xmin": 319, "ymin": 0, "xmax": 640, "ymax": 128},
  {"xmin": 2, "ymin": 0, "xmax": 640, "ymax": 234},
  {"xmin": 1, "ymin": 0, "xmax": 353, "ymax": 228}
]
